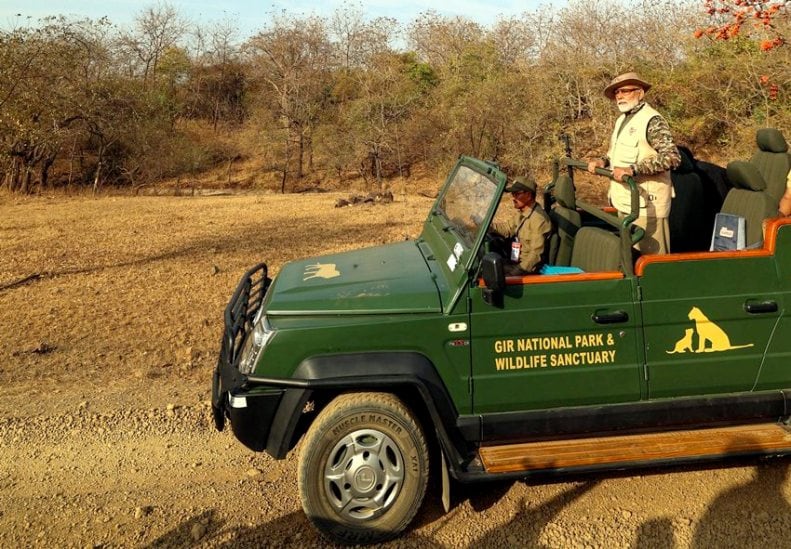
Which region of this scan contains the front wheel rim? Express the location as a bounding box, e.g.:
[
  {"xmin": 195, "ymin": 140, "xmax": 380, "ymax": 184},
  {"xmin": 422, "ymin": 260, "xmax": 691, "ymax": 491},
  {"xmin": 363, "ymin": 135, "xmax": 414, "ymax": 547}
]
[{"xmin": 323, "ymin": 428, "xmax": 405, "ymax": 521}]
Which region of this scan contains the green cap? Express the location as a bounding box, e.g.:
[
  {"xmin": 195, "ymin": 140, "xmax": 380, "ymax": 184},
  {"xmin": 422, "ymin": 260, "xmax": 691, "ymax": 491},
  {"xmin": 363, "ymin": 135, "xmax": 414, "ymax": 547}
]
[{"xmin": 505, "ymin": 176, "xmax": 537, "ymax": 194}]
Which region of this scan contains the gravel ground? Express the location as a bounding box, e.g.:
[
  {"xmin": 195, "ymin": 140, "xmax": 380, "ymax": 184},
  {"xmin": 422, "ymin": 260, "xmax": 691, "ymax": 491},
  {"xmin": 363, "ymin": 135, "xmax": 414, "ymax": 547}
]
[
  {"xmin": 1, "ymin": 192, "xmax": 790, "ymax": 548},
  {"xmin": 1, "ymin": 401, "xmax": 790, "ymax": 548}
]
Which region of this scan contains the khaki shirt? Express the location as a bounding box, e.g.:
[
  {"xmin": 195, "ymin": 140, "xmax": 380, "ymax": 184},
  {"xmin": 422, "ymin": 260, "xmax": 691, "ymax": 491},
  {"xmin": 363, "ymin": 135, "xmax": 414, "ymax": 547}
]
[{"xmin": 493, "ymin": 203, "xmax": 552, "ymax": 273}]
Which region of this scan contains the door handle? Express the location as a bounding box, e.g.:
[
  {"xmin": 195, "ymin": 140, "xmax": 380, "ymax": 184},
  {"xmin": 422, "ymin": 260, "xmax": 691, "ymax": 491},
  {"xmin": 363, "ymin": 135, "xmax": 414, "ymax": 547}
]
[
  {"xmin": 744, "ymin": 300, "xmax": 778, "ymax": 314},
  {"xmin": 592, "ymin": 310, "xmax": 629, "ymax": 324}
]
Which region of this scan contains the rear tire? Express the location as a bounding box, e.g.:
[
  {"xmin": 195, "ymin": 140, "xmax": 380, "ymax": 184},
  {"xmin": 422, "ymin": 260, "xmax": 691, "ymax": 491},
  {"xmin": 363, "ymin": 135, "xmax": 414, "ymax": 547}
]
[{"xmin": 298, "ymin": 392, "xmax": 429, "ymax": 545}]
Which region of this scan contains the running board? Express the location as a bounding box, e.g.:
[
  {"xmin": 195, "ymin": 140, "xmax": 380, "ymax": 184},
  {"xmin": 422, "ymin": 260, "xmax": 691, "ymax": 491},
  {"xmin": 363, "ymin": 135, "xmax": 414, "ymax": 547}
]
[{"xmin": 478, "ymin": 423, "xmax": 791, "ymax": 474}]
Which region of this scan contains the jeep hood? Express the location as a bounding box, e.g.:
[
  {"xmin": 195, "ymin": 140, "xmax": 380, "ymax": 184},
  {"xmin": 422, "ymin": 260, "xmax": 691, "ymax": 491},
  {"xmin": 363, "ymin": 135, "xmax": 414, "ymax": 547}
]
[{"xmin": 265, "ymin": 241, "xmax": 441, "ymax": 315}]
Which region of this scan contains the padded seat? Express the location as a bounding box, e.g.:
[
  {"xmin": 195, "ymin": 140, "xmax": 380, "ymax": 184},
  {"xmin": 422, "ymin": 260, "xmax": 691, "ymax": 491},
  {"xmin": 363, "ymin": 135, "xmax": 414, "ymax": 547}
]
[
  {"xmin": 548, "ymin": 175, "xmax": 582, "ymax": 266},
  {"xmin": 569, "ymin": 227, "xmax": 621, "ymax": 272},
  {"xmin": 729, "ymin": 128, "xmax": 790, "ymax": 203},
  {"xmin": 722, "ymin": 161, "xmax": 780, "ymax": 247}
]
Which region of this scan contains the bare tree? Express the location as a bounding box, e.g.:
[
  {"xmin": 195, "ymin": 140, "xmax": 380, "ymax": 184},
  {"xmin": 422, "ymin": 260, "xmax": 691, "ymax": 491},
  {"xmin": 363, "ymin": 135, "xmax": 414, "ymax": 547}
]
[
  {"xmin": 190, "ymin": 19, "xmax": 245, "ymax": 130},
  {"xmin": 119, "ymin": 2, "xmax": 188, "ymax": 86},
  {"xmin": 330, "ymin": 2, "xmax": 397, "ymax": 69},
  {"xmin": 408, "ymin": 12, "xmax": 486, "ymax": 70},
  {"xmin": 245, "ymin": 15, "xmax": 333, "ymax": 192}
]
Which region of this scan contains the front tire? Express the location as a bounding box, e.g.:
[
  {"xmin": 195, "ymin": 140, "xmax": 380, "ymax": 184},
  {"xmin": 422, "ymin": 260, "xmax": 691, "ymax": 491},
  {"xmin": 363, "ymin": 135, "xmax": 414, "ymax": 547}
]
[{"xmin": 298, "ymin": 392, "xmax": 429, "ymax": 545}]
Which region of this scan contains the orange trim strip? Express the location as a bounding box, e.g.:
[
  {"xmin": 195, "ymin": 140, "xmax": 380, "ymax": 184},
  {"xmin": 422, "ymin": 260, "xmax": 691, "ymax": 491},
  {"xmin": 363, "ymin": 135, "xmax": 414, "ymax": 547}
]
[
  {"xmin": 764, "ymin": 216, "xmax": 791, "ymax": 250},
  {"xmin": 635, "ymin": 250, "xmax": 770, "ymax": 275},
  {"xmin": 509, "ymin": 271, "xmax": 624, "ymax": 285},
  {"xmin": 634, "ymin": 216, "xmax": 791, "ymax": 276},
  {"xmin": 477, "ymin": 271, "xmax": 624, "ymax": 288}
]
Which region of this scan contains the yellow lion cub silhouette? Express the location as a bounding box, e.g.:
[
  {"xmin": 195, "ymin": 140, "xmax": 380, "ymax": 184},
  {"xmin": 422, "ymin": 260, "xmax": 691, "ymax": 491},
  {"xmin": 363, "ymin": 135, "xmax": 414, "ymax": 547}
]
[
  {"xmin": 668, "ymin": 328, "xmax": 694, "ymax": 354},
  {"xmin": 666, "ymin": 306, "xmax": 754, "ymax": 354}
]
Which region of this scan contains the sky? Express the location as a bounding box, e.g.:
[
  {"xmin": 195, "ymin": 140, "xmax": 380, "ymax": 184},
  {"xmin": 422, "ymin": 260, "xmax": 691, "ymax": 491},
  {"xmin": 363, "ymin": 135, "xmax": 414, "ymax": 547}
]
[{"xmin": 3, "ymin": 1, "xmax": 551, "ymax": 38}]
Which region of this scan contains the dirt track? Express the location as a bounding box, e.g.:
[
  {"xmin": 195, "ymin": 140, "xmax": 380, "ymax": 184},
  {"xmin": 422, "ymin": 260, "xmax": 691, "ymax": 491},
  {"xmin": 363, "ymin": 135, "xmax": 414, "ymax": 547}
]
[{"xmin": 1, "ymin": 192, "xmax": 790, "ymax": 548}]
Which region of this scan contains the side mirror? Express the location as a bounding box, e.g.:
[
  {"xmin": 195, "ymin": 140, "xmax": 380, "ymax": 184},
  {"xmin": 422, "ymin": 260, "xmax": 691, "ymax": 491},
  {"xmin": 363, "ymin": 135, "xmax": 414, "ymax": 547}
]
[{"xmin": 481, "ymin": 252, "xmax": 505, "ymax": 307}]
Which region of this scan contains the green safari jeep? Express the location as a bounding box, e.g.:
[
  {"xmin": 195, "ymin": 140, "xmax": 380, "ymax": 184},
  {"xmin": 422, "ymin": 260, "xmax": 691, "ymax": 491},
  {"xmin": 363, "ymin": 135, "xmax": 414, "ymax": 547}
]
[{"xmin": 212, "ymin": 155, "xmax": 791, "ymax": 544}]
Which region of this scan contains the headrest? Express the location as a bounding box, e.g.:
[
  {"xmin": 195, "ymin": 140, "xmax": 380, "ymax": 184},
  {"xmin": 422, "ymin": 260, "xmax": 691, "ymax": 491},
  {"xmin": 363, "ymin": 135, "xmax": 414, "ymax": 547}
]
[
  {"xmin": 554, "ymin": 175, "xmax": 576, "ymax": 209},
  {"xmin": 756, "ymin": 128, "xmax": 788, "ymax": 153},
  {"xmin": 727, "ymin": 160, "xmax": 767, "ymax": 191},
  {"xmin": 675, "ymin": 145, "xmax": 695, "ymax": 174}
]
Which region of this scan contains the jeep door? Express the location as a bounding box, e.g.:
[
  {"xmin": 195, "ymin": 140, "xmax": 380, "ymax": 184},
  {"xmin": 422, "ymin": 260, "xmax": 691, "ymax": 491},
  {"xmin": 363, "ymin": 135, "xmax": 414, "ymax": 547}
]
[
  {"xmin": 638, "ymin": 254, "xmax": 781, "ymax": 398},
  {"xmin": 469, "ymin": 275, "xmax": 643, "ymax": 413}
]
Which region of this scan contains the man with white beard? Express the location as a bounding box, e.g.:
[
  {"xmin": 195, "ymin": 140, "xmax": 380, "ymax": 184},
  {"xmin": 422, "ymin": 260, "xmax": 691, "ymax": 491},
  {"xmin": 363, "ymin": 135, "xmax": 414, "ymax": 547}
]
[{"xmin": 587, "ymin": 72, "xmax": 681, "ymax": 255}]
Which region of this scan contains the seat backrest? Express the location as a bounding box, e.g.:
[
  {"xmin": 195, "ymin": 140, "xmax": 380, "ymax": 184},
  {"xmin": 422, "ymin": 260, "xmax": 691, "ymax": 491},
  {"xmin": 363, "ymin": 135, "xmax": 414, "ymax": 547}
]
[
  {"xmin": 722, "ymin": 161, "xmax": 779, "ymax": 247},
  {"xmin": 569, "ymin": 227, "xmax": 621, "ymax": 272},
  {"xmin": 749, "ymin": 128, "xmax": 790, "ymax": 203},
  {"xmin": 548, "ymin": 175, "xmax": 582, "ymax": 266},
  {"xmin": 670, "ymin": 146, "xmax": 711, "ymax": 253}
]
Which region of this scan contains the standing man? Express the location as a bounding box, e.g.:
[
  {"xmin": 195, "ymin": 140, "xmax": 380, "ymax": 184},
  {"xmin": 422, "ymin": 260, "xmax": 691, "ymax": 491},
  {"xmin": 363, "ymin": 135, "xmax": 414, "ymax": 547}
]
[
  {"xmin": 588, "ymin": 72, "xmax": 681, "ymax": 254},
  {"xmin": 492, "ymin": 176, "xmax": 552, "ymax": 275}
]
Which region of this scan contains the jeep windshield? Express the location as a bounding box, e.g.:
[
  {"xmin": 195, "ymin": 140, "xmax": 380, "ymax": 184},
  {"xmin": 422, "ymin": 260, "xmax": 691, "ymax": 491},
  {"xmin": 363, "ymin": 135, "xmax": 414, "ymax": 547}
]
[{"xmin": 437, "ymin": 165, "xmax": 499, "ymax": 246}]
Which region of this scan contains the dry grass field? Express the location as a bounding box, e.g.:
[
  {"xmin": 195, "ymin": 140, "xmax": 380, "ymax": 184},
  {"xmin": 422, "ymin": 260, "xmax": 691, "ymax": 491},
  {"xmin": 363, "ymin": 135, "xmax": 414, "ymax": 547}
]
[{"xmin": 0, "ymin": 190, "xmax": 435, "ymax": 418}]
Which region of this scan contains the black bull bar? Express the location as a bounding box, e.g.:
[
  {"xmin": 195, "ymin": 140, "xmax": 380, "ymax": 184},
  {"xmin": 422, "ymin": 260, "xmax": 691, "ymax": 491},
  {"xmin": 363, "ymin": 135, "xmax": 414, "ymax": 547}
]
[{"xmin": 211, "ymin": 263, "xmax": 271, "ymax": 431}]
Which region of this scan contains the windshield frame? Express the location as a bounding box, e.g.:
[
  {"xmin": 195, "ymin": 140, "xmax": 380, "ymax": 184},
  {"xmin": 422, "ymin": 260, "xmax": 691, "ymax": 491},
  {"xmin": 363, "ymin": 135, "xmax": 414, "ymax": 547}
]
[
  {"xmin": 436, "ymin": 163, "xmax": 500, "ymax": 248},
  {"xmin": 420, "ymin": 156, "xmax": 506, "ymax": 314}
]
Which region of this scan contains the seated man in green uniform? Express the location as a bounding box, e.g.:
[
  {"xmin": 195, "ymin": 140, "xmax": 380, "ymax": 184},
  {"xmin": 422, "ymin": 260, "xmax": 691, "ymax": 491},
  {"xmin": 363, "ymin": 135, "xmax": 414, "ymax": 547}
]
[{"xmin": 491, "ymin": 177, "xmax": 552, "ymax": 275}]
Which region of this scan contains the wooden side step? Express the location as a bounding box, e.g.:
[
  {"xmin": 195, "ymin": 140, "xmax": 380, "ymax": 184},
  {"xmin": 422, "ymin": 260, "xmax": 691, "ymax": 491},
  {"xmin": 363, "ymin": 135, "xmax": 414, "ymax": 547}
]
[{"xmin": 478, "ymin": 423, "xmax": 791, "ymax": 474}]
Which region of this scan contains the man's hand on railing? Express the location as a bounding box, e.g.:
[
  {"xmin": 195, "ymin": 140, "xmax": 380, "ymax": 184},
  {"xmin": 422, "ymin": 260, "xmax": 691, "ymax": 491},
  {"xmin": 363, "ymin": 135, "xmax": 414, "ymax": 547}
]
[
  {"xmin": 587, "ymin": 159, "xmax": 605, "ymax": 174},
  {"xmin": 612, "ymin": 166, "xmax": 635, "ymax": 183}
]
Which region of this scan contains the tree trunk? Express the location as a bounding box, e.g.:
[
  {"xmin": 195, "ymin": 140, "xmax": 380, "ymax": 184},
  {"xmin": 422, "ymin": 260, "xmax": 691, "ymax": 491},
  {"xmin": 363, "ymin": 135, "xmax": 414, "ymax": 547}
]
[
  {"xmin": 280, "ymin": 132, "xmax": 290, "ymax": 194},
  {"xmin": 358, "ymin": 159, "xmax": 370, "ymax": 188},
  {"xmin": 40, "ymin": 155, "xmax": 55, "ymax": 190},
  {"xmin": 375, "ymin": 155, "xmax": 383, "ymax": 190},
  {"xmin": 394, "ymin": 124, "xmax": 403, "ymax": 179},
  {"xmin": 68, "ymin": 143, "xmax": 75, "ymax": 190},
  {"xmin": 1, "ymin": 159, "xmax": 11, "ymax": 191},
  {"xmin": 306, "ymin": 132, "xmax": 314, "ymax": 173},
  {"xmin": 296, "ymin": 126, "xmax": 304, "ymax": 180},
  {"xmin": 92, "ymin": 160, "xmax": 102, "ymax": 194},
  {"xmin": 93, "ymin": 139, "xmax": 108, "ymax": 194},
  {"xmin": 93, "ymin": 144, "xmax": 105, "ymax": 195},
  {"xmin": 371, "ymin": 145, "xmax": 382, "ymax": 190},
  {"xmin": 9, "ymin": 158, "xmax": 20, "ymax": 192},
  {"xmin": 20, "ymin": 166, "xmax": 31, "ymax": 194},
  {"xmin": 213, "ymin": 99, "xmax": 220, "ymax": 132}
]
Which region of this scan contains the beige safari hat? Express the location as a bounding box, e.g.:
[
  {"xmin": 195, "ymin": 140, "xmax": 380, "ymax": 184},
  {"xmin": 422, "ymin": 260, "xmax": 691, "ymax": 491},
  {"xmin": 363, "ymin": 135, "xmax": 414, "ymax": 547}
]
[{"xmin": 604, "ymin": 72, "xmax": 652, "ymax": 100}]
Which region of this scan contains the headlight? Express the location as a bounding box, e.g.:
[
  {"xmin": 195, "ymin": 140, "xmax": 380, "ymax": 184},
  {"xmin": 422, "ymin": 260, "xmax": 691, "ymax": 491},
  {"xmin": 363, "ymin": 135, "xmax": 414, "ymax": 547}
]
[{"xmin": 238, "ymin": 315, "xmax": 275, "ymax": 374}]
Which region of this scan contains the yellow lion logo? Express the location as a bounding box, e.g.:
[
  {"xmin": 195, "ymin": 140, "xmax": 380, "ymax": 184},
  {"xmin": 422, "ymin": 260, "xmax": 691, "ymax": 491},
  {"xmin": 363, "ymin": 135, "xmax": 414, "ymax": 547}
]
[
  {"xmin": 667, "ymin": 306, "xmax": 753, "ymax": 354},
  {"xmin": 303, "ymin": 262, "xmax": 341, "ymax": 281}
]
